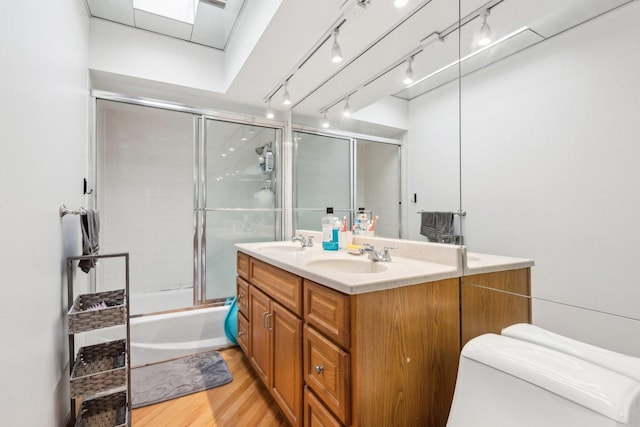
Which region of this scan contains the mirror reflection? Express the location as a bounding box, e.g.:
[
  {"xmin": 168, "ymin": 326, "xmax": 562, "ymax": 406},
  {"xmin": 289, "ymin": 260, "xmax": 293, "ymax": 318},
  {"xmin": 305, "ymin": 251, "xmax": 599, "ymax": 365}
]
[
  {"xmin": 292, "ymin": 131, "xmax": 402, "ymax": 238},
  {"xmin": 457, "ymin": 0, "xmax": 640, "ymax": 353},
  {"xmin": 292, "ymin": 0, "xmax": 640, "ymax": 355}
]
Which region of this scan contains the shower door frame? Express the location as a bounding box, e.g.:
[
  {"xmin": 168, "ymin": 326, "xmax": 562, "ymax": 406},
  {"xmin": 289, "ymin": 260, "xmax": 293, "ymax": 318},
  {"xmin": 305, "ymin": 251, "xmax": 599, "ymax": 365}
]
[{"xmin": 89, "ymin": 90, "xmax": 286, "ymax": 311}]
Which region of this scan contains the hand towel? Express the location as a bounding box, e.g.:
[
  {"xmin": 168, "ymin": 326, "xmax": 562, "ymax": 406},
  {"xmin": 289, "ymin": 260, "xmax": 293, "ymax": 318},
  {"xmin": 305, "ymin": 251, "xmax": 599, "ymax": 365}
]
[
  {"xmin": 79, "ymin": 209, "xmax": 100, "ymax": 273},
  {"xmin": 420, "ymin": 211, "xmax": 454, "ymax": 243}
]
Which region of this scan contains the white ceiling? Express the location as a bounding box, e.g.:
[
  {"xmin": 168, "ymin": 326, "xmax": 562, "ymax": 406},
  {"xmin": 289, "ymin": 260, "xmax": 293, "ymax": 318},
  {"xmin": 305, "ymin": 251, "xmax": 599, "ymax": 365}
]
[
  {"xmin": 86, "ymin": 0, "xmax": 245, "ymax": 49},
  {"xmin": 87, "ymin": 0, "xmax": 634, "ymax": 132}
]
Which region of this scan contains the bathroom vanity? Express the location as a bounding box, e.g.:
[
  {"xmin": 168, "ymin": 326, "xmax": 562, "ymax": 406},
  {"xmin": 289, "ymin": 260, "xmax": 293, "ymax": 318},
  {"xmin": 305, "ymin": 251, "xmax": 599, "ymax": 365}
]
[{"xmin": 236, "ymin": 236, "xmax": 532, "ymax": 427}]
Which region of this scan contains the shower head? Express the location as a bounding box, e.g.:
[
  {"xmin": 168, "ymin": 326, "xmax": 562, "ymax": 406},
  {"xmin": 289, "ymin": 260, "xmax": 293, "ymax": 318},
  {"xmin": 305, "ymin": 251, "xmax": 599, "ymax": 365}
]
[{"xmin": 255, "ymin": 146, "xmax": 264, "ymax": 155}]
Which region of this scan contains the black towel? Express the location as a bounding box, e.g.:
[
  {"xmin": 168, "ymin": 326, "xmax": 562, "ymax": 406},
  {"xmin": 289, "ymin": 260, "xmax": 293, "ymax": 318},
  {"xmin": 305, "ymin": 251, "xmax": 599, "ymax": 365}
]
[
  {"xmin": 420, "ymin": 211, "xmax": 455, "ymax": 243},
  {"xmin": 79, "ymin": 209, "xmax": 100, "ymax": 273}
]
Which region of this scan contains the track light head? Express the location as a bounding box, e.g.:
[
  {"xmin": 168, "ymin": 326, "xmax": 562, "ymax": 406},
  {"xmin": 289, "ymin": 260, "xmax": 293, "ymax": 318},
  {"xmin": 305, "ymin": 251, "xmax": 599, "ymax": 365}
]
[
  {"xmin": 321, "ymin": 112, "xmax": 330, "ymax": 128},
  {"xmin": 477, "ymin": 10, "xmax": 492, "ymax": 47},
  {"xmin": 266, "ymin": 100, "xmax": 275, "ymax": 119},
  {"xmin": 282, "ymin": 81, "xmax": 291, "ymax": 106},
  {"xmin": 343, "ymin": 97, "xmax": 351, "ymax": 118},
  {"xmin": 403, "ymin": 57, "xmax": 414, "ymax": 86},
  {"xmin": 331, "ymin": 29, "xmax": 343, "ymax": 64}
]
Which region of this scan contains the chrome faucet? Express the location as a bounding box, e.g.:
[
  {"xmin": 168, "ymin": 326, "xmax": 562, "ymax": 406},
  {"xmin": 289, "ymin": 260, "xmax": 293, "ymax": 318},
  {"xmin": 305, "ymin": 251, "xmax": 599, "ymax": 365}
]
[
  {"xmin": 359, "ymin": 243, "xmax": 396, "ymax": 262},
  {"xmin": 292, "ymin": 234, "xmax": 314, "ymax": 248}
]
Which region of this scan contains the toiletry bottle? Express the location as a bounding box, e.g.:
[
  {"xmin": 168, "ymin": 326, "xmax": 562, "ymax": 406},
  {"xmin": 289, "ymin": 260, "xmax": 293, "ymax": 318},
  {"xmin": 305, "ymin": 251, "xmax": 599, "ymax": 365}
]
[
  {"xmin": 258, "ymin": 154, "xmax": 265, "ymax": 172},
  {"xmin": 321, "ymin": 207, "xmax": 339, "ymax": 251},
  {"xmin": 265, "ymin": 148, "xmax": 274, "ymax": 172}
]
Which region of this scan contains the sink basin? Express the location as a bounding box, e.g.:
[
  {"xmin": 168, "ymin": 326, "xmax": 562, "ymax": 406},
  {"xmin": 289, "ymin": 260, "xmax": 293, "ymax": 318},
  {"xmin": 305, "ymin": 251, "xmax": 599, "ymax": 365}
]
[{"xmin": 304, "ymin": 259, "xmax": 389, "ymax": 274}]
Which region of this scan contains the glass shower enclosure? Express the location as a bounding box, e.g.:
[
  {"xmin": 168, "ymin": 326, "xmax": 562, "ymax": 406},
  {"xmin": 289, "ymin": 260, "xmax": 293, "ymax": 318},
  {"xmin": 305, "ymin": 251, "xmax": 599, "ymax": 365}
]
[{"xmin": 95, "ymin": 99, "xmax": 283, "ymax": 316}]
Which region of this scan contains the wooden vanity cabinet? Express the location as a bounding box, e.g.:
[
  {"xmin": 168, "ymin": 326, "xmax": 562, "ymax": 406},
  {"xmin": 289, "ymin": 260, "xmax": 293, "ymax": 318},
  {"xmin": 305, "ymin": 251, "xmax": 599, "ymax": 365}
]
[
  {"xmin": 239, "ymin": 252, "xmax": 461, "ymax": 427},
  {"xmin": 303, "ymin": 277, "xmax": 462, "ymax": 427},
  {"xmin": 461, "ymin": 268, "xmax": 531, "ymax": 347},
  {"xmin": 247, "ymin": 258, "xmax": 303, "ymax": 427},
  {"xmin": 238, "ymin": 251, "xmax": 532, "ymax": 426}
]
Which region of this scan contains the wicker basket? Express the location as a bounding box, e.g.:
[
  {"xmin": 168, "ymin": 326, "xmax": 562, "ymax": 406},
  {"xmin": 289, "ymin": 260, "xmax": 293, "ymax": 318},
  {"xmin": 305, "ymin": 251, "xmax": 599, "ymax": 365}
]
[
  {"xmin": 68, "ymin": 289, "xmax": 127, "ymax": 333},
  {"xmin": 76, "ymin": 391, "xmax": 128, "ymax": 427},
  {"xmin": 70, "ymin": 340, "xmax": 127, "ymax": 399}
]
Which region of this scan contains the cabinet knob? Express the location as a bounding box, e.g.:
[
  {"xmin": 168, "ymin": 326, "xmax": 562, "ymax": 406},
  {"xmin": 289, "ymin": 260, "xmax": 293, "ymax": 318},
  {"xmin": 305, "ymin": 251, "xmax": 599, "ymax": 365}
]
[
  {"xmin": 314, "ymin": 365, "xmax": 324, "ymax": 374},
  {"xmin": 237, "ymin": 294, "xmax": 244, "ymax": 300},
  {"xmin": 238, "ymin": 331, "xmax": 245, "ymax": 336}
]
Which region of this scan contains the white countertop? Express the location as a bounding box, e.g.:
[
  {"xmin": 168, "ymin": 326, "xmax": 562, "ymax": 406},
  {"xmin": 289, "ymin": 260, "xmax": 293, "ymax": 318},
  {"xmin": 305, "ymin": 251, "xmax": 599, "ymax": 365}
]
[
  {"xmin": 464, "ymin": 251, "xmax": 534, "ymax": 275},
  {"xmin": 236, "ymin": 236, "xmax": 533, "ymax": 295},
  {"xmin": 236, "ymin": 240, "xmax": 462, "ymax": 295}
]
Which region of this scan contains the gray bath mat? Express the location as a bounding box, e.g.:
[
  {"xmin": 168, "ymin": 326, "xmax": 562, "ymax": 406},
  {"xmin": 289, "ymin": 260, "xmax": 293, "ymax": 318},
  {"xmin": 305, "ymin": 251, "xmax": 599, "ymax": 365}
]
[{"xmin": 131, "ymin": 350, "xmax": 232, "ymax": 408}]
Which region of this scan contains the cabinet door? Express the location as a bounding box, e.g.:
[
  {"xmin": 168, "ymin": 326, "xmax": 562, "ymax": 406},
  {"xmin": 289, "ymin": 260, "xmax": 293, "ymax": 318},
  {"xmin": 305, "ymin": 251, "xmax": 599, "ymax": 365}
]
[
  {"xmin": 237, "ymin": 277, "xmax": 250, "ymax": 318},
  {"xmin": 249, "ymin": 285, "xmax": 271, "ymax": 386},
  {"xmin": 303, "ymin": 325, "xmax": 350, "ymax": 424},
  {"xmin": 304, "ymin": 387, "xmax": 343, "ymax": 427},
  {"xmin": 271, "ymin": 300, "xmax": 303, "ymax": 427},
  {"xmin": 237, "ymin": 312, "xmax": 250, "ymax": 355}
]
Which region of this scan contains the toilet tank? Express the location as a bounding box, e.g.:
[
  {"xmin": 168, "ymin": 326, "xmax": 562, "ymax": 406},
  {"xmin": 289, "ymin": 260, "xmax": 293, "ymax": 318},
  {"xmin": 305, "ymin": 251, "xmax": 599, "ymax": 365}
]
[
  {"xmin": 447, "ymin": 334, "xmax": 640, "ymax": 427},
  {"xmin": 502, "ymin": 323, "xmax": 640, "ymax": 382}
]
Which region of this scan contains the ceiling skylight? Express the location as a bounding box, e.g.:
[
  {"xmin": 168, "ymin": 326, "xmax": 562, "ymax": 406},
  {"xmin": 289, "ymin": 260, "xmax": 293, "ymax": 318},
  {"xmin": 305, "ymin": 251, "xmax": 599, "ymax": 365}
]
[{"xmin": 133, "ymin": 0, "xmax": 199, "ymax": 24}]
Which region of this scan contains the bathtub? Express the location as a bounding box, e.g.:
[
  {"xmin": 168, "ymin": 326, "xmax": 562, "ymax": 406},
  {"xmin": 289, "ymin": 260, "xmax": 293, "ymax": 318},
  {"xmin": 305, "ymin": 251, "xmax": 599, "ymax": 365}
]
[{"xmin": 85, "ymin": 303, "xmax": 235, "ymax": 367}]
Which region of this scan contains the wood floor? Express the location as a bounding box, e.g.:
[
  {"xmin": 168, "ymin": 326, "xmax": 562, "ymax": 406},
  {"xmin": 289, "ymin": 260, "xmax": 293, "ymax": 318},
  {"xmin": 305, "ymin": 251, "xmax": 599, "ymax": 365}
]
[{"xmin": 131, "ymin": 347, "xmax": 288, "ymax": 427}]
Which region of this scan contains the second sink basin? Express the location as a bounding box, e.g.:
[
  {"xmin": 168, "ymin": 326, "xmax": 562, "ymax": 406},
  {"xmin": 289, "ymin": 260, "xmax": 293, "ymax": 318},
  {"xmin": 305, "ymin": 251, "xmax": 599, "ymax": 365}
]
[{"xmin": 304, "ymin": 258, "xmax": 389, "ymax": 274}]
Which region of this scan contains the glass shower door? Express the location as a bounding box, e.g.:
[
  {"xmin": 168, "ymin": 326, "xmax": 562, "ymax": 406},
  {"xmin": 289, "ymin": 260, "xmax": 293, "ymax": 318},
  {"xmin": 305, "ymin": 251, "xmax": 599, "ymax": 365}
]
[
  {"xmin": 202, "ymin": 119, "xmax": 282, "ymax": 302},
  {"xmin": 96, "ymin": 100, "xmax": 196, "ymax": 315}
]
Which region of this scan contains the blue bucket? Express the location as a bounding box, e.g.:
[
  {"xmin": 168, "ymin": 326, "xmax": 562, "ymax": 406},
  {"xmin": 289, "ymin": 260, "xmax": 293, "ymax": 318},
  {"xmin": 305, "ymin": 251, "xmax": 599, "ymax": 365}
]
[{"xmin": 224, "ymin": 297, "xmax": 239, "ymax": 345}]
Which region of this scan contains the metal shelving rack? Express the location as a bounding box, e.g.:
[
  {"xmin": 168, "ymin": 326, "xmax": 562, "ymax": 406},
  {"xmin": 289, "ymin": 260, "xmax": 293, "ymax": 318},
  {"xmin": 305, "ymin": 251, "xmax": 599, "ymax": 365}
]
[{"xmin": 66, "ymin": 253, "xmax": 131, "ymax": 426}]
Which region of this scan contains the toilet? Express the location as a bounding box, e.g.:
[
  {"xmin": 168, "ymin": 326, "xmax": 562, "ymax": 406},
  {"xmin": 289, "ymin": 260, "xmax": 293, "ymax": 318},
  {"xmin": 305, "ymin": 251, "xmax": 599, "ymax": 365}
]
[
  {"xmin": 502, "ymin": 323, "xmax": 640, "ymax": 382},
  {"xmin": 446, "ymin": 334, "xmax": 640, "ymax": 427}
]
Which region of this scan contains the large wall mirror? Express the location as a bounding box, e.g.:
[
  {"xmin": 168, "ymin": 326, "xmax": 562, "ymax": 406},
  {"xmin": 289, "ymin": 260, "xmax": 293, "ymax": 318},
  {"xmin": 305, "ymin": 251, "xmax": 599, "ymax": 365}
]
[
  {"xmin": 456, "ymin": 0, "xmax": 640, "ymax": 355},
  {"xmin": 292, "ymin": 0, "xmax": 640, "ymax": 356}
]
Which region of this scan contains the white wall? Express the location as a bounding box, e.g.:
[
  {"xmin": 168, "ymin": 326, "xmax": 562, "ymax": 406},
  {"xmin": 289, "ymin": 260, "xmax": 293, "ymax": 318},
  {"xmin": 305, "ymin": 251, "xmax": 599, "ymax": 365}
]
[
  {"xmin": 408, "ymin": 2, "xmax": 640, "ymax": 355},
  {"xmin": 0, "ymin": 2, "xmax": 90, "ymax": 425},
  {"xmin": 89, "ymin": 19, "xmax": 226, "ymax": 94}
]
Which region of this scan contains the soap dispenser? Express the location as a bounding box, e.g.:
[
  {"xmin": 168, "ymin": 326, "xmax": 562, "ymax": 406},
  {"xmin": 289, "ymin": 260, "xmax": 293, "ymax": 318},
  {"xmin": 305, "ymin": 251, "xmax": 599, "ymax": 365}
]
[
  {"xmin": 265, "ymin": 146, "xmax": 274, "ymax": 172},
  {"xmin": 321, "ymin": 207, "xmax": 340, "ymax": 251}
]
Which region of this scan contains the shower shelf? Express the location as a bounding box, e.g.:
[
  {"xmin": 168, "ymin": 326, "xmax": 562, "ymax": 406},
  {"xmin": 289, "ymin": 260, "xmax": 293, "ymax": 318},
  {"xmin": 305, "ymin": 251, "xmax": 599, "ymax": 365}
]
[{"xmin": 66, "ymin": 253, "xmax": 131, "ymax": 427}]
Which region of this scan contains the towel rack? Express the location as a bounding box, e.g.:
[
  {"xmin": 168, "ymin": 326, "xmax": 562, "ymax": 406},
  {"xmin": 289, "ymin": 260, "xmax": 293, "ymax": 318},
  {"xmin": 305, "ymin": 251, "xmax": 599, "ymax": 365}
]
[
  {"xmin": 417, "ymin": 209, "xmax": 466, "ymax": 217},
  {"xmin": 59, "ymin": 205, "xmax": 86, "ymax": 217}
]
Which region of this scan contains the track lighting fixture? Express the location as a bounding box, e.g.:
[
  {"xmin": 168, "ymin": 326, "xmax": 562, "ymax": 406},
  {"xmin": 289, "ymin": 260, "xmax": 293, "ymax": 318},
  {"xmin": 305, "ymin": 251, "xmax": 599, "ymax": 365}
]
[
  {"xmin": 282, "ymin": 81, "xmax": 291, "ymax": 106},
  {"xmin": 331, "ymin": 28, "xmax": 343, "ymax": 64},
  {"xmin": 477, "ymin": 9, "xmax": 492, "ymax": 47},
  {"xmin": 321, "ymin": 112, "xmax": 330, "ymax": 128},
  {"xmin": 266, "ymin": 99, "xmax": 275, "ymax": 119},
  {"xmin": 342, "ymin": 97, "xmax": 352, "ymax": 118},
  {"xmin": 393, "ymin": 0, "xmax": 408, "ymax": 7},
  {"xmin": 403, "ymin": 57, "xmax": 414, "ymax": 85}
]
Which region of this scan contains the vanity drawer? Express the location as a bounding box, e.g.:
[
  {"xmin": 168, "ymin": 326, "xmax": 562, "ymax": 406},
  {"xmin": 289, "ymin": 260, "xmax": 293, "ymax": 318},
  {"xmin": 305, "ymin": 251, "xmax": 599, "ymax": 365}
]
[
  {"xmin": 236, "ymin": 277, "xmax": 250, "ymax": 318},
  {"xmin": 304, "ymin": 386, "xmax": 343, "ymax": 427},
  {"xmin": 303, "ymin": 325, "xmax": 350, "ymax": 424},
  {"xmin": 304, "ymin": 280, "xmax": 350, "ymax": 349},
  {"xmin": 237, "ymin": 312, "xmax": 249, "ymax": 355},
  {"xmin": 250, "ymin": 258, "xmax": 302, "ymax": 316},
  {"xmin": 237, "ymin": 251, "xmax": 250, "ymax": 280}
]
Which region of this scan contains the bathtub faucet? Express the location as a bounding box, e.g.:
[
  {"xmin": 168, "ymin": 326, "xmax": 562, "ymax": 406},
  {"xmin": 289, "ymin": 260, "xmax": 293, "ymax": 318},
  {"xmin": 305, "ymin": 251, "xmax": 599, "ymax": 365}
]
[{"xmin": 292, "ymin": 234, "xmax": 314, "ymax": 248}]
